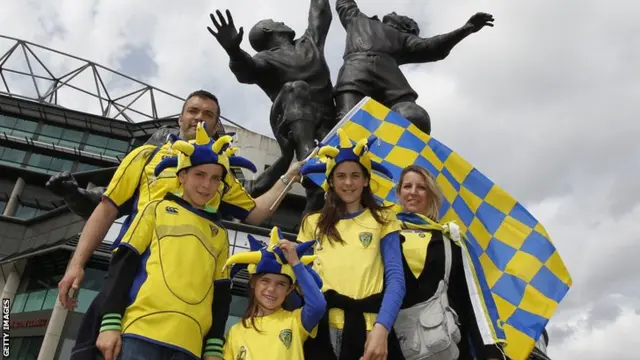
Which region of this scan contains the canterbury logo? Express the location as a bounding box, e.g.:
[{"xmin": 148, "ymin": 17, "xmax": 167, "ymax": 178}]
[{"xmin": 165, "ymin": 206, "xmax": 179, "ymax": 214}]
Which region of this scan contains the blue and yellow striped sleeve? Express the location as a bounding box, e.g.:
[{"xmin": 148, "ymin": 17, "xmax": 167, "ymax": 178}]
[
  {"xmin": 103, "ymin": 144, "xmax": 156, "ymax": 209},
  {"xmin": 117, "ymin": 201, "xmax": 157, "ymax": 254},
  {"xmin": 218, "ymin": 172, "xmax": 256, "ymax": 221}
]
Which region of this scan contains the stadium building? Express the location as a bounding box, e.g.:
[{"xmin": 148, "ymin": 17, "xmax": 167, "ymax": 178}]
[{"xmin": 0, "ymin": 35, "xmax": 304, "ymax": 359}]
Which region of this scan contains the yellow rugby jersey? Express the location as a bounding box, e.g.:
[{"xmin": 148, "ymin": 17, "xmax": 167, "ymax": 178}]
[
  {"xmin": 223, "ymin": 308, "xmax": 315, "ymax": 360},
  {"xmin": 103, "ymin": 140, "xmax": 256, "ymax": 222},
  {"xmin": 297, "ymin": 209, "xmax": 401, "ymax": 330},
  {"xmin": 400, "ymin": 230, "xmax": 433, "ymax": 279},
  {"xmin": 117, "ymin": 193, "xmax": 230, "ymax": 358}
]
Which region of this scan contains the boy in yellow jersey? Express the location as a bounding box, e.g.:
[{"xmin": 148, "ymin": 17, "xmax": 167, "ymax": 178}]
[
  {"xmin": 60, "ymin": 91, "xmax": 302, "ymax": 360},
  {"xmin": 59, "ymin": 91, "xmax": 301, "ymax": 311},
  {"xmin": 298, "ymin": 129, "xmax": 406, "ymax": 360},
  {"xmin": 95, "ymin": 123, "xmax": 255, "ymax": 360},
  {"xmin": 223, "ymin": 226, "xmax": 326, "ymax": 360}
]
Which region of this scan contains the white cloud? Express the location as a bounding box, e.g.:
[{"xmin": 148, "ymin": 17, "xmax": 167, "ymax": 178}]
[
  {"xmin": 548, "ymin": 306, "xmax": 640, "ymax": 360},
  {"xmin": 2, "ymin": 0, "xmax": 639, "ymax": 358}
]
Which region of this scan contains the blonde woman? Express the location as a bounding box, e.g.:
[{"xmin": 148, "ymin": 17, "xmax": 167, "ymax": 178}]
[{"xmin": 395, "ymin": 165, "xmax": 502, "ymax": 359}]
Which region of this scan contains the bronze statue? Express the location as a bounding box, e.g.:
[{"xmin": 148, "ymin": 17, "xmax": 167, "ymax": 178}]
[
  {"xmin": 207, "ymin": 0, "xmax": 335, "ymax": 160},
  {"xmin": 207, "ymin": 0, "xmax": 334, "ymax": 213},
  {"xmin": 334, "ymin": 0, "xmax": 494, "ymax": 134}
]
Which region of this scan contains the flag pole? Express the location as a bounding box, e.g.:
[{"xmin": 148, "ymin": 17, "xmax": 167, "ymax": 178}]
[{"xmin": 268, "ymin": 97, "xmax": 371, "ymax": 211}]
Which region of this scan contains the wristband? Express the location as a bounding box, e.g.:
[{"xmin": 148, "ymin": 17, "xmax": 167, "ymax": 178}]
[{"xmin": 203, "ymin": 338, "xmax": 224, "ymax": 358}]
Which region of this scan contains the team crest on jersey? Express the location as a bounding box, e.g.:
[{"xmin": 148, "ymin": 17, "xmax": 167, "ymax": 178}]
[
  {"xmin": 359, "ymin": 232, "xmax": 373, "ymax": 247},
  {"xmin": 210, "ymin": 225, "xmax": 219, "ymax": 236},
  {"xmin": 236, "ymin": 346, "xmax": 246, "ymax": 360},
  {"xmin": 279, "ymin": 329, "xmax": 293, "ymax": 349}
]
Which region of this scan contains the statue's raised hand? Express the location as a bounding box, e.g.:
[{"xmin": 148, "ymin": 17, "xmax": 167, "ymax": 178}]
[
  {"xmin": 46, "ymin": 171, "xmax": 79, "ymax": 197},
  {"xmin": 465, "ymin": 12, "xmax": 494, "ymax": 33},
  {"xmin": 208, "ymin": 10, "xmax": 244, "ymax": 52}
]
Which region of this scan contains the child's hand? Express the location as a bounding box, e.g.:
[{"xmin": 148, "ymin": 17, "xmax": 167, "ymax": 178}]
[
  {"xmin": 278, "ymin": 240, "xmax": 301, "ymax": 266},
  {"xmin": 96, "ymin": 330, "xmax": 122, "ymax": 360}
]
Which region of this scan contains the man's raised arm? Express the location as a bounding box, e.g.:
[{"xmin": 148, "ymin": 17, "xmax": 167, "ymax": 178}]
[
  {"xmin": 336, "ymin": 0, "xmax": 361, "ymax": 28},
  {"xmin": 208, "ymin": 9, "xmax": 269, "ymax": 84},
  {"xmin": 306, "ymin": 0, "xmax": 332, "ymax": 47}
]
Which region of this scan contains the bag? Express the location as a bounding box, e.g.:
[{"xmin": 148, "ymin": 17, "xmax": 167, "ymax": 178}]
[{"xmin": 394, "ymin": 234, "xmax": 462, "ymax": 360}]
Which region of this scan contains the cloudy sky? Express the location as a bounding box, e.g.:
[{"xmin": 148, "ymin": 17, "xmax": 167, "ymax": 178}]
[{"xmin": 2, "ymin": 0, "xmax": 639, "ymax": 358}]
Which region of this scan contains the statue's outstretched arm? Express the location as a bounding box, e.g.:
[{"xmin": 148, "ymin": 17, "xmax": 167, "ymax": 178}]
[
  {"xmin": 335, "ymin": 0, "xmax": 361, "ymax": 28},
  {"xmin": 68, "ymin": 186, "xmax": 107, "ymax": 219},
  {"xmin": 245, "ymin": 138, "xmax": 296, "ymax": 198},
  {"xmin": 306, "ymin": 0, "xmax": 332, "ymax": 47},
  {"xmin": 46, "ymin": 171, "xmax": 106, "ymax": 220},
  {"xmin": 400, "ymin": 12, "xmax": 495, "ymax": 65},
  {"xmin": 208, "ymin": 9, "xmax": 269, "ymax": 84}
]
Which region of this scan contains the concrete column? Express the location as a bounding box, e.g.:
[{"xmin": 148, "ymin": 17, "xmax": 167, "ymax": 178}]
[
  {"xmin": 37, "ymin": 298, "xmax": 69, "ymax": 360},
  {"xmin": 0, "ymin": 263, "xmax": 12, "ymax": 291},
  {"xmin": 3, "ymin": 177, "xmax": 25, "ymax": 217},
  {"xmin": 0, "ymin": 177, "xmax": 26, "ymax": 295},
  {"xmin": 0, "ymin": 260, "xmax": 26, "ymax": 303},
  {"xmin": 38, "ymin": 180, "xmax": 99, "ymax": 358}
]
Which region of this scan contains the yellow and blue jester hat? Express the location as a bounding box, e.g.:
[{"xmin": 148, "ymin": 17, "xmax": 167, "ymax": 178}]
[
  {"xmin": 300, "ymin": 128, "xmax": 394, "ymax": 189},
  {"xmin": 154, "ymin": 122, "xmax": 257, "ymax": 177},
  {"xmin": 225, "ymin": 227, "xmax": 322, "ymax": 287}
]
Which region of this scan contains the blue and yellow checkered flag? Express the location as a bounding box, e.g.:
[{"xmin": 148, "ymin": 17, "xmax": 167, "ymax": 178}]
[{"xmin": 306, "ymin": 97, "xmax": 572, "ymax": 360}]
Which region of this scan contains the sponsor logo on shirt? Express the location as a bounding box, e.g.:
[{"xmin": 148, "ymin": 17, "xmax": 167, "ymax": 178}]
[
  {"xmin": 165, "ymin": 206, "xmax": 179, "ymax": 215},
  {"xmin": 359, "ymin": 232, "xmax": 373, "ymax": 248},
  {"xmin": 279, "ymin": 329, "xmax": 293, "ymax": 349}
]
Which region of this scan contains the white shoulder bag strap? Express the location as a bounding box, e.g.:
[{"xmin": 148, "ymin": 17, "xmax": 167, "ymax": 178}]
[{"xmin": 443, "ymin": 232, "xmax": 453, "ymax": 286}]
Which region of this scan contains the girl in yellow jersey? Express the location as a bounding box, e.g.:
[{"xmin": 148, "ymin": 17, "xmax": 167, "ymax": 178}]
[
  {"xmin": 394, "ymin": 165, "xmax": 503, "ymax": 360},
  {"xmin": 95, "ymin": 123, "xmax": 256, "ymax": 360},
  {"xmin": 299, "ymin": 129, "xmax": 406, "ymax": 360},
  {"xmin": 222, "ymin": 226, "xmax": 326, "ymax": 360}
]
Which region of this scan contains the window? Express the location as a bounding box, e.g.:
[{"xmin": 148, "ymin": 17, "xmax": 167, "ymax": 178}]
[
  {"xmin": 13, "ymin": 204, "xmax": 47, "ymax": 219},
  {"xmin": 22, "ymin": 289, "xmax": 47, "ymax": 312},
  {"xmin": 0, "ymin": 146, "xmax": 27, "ymax": 167},
  {"xmin": 76, "ymin": 162, "xmax": 101, "ymax": 172},
  {"xmin": 55, "ymin": 338, "xmax": 76, "ymax": 360},
  {"xmin": 11, "ymin": 293, "xmax": 28, "ymax": 313},
  {"xmin": 84, "ymin": 133, "xmax": 130, "ymax": 157},
  {"xmin": 0, "ymin": 115, "xmax": 38, "ymax": 139},
  {"xmin": 6, "ymin": 336, "xmax": 44, "ymax": 359},
  {"xmin": 12, "ymin": 268, "xmax": 104, "ymax": 314},
  {"xmin": 10, "ymin": 289, "xmax": 59, "ymax": 313},
  {"xmin": 25, "ymin": 153, "xmax": 73, "ymax": 174},
  {"xmin": 36, "ymin": 124, "xmax": 84, "ymax": 149}
]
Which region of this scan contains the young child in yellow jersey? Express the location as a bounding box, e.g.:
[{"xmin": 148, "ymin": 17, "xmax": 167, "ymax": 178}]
[
  {"xmin": 298, "ymin": 129, "xmax": 406, "ymax": 360},
  {"xmin": 223, "ymin": 226, "xmax": 326, "ymax": 360},
  {"xmin": 95, "ymin": 123, "xmax": 256, "ymax": 360}
]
